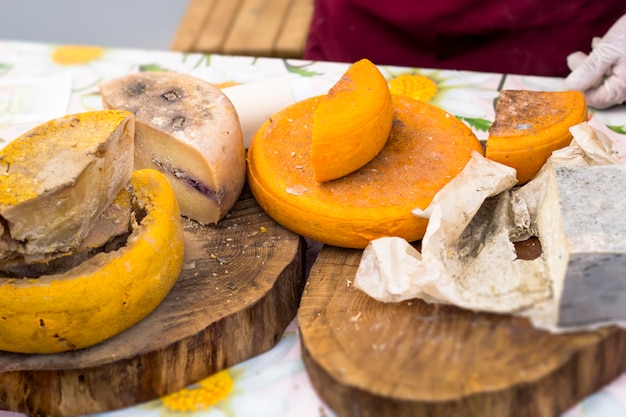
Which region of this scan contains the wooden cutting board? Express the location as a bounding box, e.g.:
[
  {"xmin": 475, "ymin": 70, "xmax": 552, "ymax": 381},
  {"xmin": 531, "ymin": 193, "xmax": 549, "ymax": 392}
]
[
  {"xmin": 0, "ymin": 186, "xmax": 305, "ymax": 416},
  {"xmin": 299, "ymin": 241, "xmax": 626, "ymax": 417}
]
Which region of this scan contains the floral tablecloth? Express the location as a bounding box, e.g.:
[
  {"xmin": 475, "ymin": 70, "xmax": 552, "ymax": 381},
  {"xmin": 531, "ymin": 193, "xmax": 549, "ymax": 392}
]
[{"xmin": 1, "ymin": 40, "xmax": 626, "ymax": 417}]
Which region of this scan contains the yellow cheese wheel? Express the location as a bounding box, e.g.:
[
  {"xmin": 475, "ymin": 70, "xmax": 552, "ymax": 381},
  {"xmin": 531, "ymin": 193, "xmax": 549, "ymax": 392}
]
[
  {"xmin": 247, "ymin": 94, "xmax": 484, "ymax": 249},
  {"xmin": 0, "ymin": 169, "xmax": 184, "ymax": 354}
]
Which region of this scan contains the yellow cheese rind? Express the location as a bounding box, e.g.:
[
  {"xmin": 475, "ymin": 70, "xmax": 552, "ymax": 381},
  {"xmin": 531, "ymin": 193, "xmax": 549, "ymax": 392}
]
[
  {"xmin": 99, "ymin": 71, "xmax": 246, "ymax": 224},
  {"xmin": 0, "ymin": 169, "xmax": 184, "ymax": 354},
  {"xmin": 0, "ymin": 110, "xmax": 135, "ymax": 259}
]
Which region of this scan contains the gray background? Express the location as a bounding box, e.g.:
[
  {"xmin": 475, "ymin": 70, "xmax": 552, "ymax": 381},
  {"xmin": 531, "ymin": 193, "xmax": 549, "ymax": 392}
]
[{"xmin": 0, "ymin": 0, "xmax": 189, "ymax": 50}]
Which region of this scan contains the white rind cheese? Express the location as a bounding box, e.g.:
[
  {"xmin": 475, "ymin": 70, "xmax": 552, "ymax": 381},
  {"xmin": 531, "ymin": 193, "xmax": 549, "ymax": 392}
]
[
  {"xmin": 537, "ymin": 163, "xmax": 626, "ymax": 327},
  {"xmin": 99, "ymin": 72, "xmax": 246, "ymax": 224}
]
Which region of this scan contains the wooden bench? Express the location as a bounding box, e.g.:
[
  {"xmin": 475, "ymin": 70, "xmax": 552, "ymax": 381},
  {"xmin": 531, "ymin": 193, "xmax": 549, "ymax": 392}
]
[{"xmin": 171, "ymin": 0, "xmax": 314, "ymax": 59}]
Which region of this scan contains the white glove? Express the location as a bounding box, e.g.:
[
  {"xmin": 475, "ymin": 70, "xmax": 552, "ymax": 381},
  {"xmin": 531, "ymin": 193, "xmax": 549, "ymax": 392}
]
[{"xmin": 564, "ymin": 14, "xmax": 626, "ymax": 109}]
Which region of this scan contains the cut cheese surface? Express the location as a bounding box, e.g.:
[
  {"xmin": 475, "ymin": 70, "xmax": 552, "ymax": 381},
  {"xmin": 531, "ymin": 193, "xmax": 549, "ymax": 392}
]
[
  {"xmin": 247, "ymin": 94, "xmax": 484, "ymax": 249},
  {"xmin": 486, "ymin": 90, "xmax": 587, "ymax": 184},
  {"xmin": 0, "ymin": 110, "xmax": 135, "ymax": 260},
  {"xmin": 77, "ymin": 184, "xmax": 133, "ymax": 252},
  {"xmin": 99, "ymin": 71, "xmax": 246, "ymax": 224},
  {"xmin": 537, "ymin": 163, "xmax": 626, "ymax": 328},
  {"xmin": 0, "ymin": 185, "xmax": 133, "ymax": 277}
]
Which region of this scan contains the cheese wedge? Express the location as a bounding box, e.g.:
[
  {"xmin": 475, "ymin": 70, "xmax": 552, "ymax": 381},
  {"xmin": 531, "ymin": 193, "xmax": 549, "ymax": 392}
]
[
  {"xmin": 0, "ymin": 110, "xmax": 135, "ymax": 261},
  {"xmin": 311, "ymin": 59, "xmax": 393, "ymax": 182},
  {"xmin": 99, "ymin": 71, "xmax": 246, "ymax": 224},
  {"xmin": 247, "ymin": 94, "xmax": 484, "ymax": 249},
  {"xmin": 537, "ymin": 163, "xmax": 626, "ymax": 328},
  {"xmin": 485, "ymin": 90, "xmax": 587, "ymax": 184}
]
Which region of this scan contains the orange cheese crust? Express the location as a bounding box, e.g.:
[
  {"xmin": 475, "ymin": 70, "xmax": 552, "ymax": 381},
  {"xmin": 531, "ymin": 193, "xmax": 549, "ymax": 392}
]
[
  {"xmin": 311, "ymin": 58, "xmax": 393, "ymax": 182},
  {"xmin": 486, "ymin": 90, "xmax": 588, "ymax": 184},
  {"xmin": 247, "ymin": 94, "xmax": 484, "ymax": 249}
]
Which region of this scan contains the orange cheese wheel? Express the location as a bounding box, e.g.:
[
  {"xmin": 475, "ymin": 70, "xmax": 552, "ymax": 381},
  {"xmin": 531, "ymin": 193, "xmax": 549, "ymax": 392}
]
[{"xmin": 247, "ymin": 94, "xmax": 484, "ymax": 249}]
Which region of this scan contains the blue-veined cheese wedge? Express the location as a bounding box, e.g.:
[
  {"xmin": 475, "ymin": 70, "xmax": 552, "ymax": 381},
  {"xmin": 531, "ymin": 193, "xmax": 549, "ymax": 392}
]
[{"xmin": 99, "ymin": 71, "xmax": 246, "ymax": 224}]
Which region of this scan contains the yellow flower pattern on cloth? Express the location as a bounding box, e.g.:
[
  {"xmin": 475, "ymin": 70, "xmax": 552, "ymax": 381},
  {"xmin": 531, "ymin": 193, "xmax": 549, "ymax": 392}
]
[
  {"xmin": 161, "ymin": 370, "xmax": 234, "ymax": 412},
  {"xmin": 385, "ymin": 69, "xmax": 499, "ymax": 135},
  {"xmin": 214, "ymin": 81, "xmax": 240, "ymax": 89},
  {"xmin": 93, "ymin": 332, "xmax": 307, "ymax": 417},
  {"xmin": 51, "ymin": 45, "xmax": 104, "ymax": 66},
  {"xmin": 388, "ymin": 73, "xmax": 438, "ymax": 102}
]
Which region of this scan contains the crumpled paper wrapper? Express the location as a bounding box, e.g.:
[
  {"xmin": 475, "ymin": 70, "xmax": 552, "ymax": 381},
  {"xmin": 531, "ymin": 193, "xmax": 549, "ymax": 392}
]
[{"xmin": 354, "ymin": 119, "xmax": 623, "ymax": 332}]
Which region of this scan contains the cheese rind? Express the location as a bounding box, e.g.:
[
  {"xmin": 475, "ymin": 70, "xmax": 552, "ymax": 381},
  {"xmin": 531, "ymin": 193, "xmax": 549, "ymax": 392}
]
[
  {"xmin": 311, "ymin": 58, "xmax": 393, "ymax": 182},
  {"xmin": 537, "ymin": 164, "xmax": 626, "ymax": 327},
  {"xmin": 0, "ymin": 110, "xmax": 135, "ymax": 260},
  {"xmin": 99, "ymin": 72, "xmax": 246, "ymax": 224},
  {"xmin": 486, "ymin": 90, "xmax": 587, "ymax": 184},
  {"xmin": 0, "ymin": 169, "xmax": 184, "ymax": 354}
]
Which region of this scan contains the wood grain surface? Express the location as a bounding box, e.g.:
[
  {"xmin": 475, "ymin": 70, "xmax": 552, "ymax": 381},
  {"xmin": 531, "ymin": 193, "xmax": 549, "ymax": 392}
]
[
  {"xmin": 171, "ymin": 0, "xmax": 313, "ymax": 58},
  {"xmin": 299, "ymin": 243, "xmax": 626, "ymax": 417},
  {"xmin": 0, "ymin": 187, "xmax": 305, "ymax": 416}
]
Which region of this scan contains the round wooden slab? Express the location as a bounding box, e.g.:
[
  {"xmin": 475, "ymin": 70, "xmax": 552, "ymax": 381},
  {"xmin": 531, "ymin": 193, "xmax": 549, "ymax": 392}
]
[
  {"xmin": 299, "ymin": 245, "xmax": 626, "ymax": 417},
  {"xmin": 0, "ymin": 186, "xmax": 305, "ymax": 416}
]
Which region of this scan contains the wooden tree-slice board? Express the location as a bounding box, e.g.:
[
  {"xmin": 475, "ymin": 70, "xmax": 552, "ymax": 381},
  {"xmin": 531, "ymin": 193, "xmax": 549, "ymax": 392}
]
[
  {"xmin": 299, "ymin": 244, "xmax": 626, "ymax": 417},
  {"xmin": 0, "ymin": 187, "xmax": 305, "ymax": 416}
]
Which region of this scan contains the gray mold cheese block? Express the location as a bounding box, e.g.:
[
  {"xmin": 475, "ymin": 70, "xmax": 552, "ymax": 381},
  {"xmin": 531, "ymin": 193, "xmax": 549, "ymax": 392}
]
[{"xmin": 537, "ymin": 163, "xmax": 626, "ymax": 328}]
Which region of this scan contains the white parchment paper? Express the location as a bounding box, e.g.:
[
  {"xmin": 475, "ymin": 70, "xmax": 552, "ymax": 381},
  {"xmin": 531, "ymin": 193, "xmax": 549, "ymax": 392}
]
[{"xmin": 354, "ymin": 121, "xmax": 624, "ymax": 332}]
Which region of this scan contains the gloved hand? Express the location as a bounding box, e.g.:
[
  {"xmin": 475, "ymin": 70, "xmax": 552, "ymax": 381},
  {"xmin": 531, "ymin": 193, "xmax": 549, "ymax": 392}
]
[{"xmin": 564, "ymin": 14, "xmax": 626, "ymax": 109}]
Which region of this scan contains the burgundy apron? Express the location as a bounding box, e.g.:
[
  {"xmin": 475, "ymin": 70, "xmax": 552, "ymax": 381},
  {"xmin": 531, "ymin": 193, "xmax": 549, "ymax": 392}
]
[{"xmin": 304, "ymin": 0, "xmax": 626, "ymax": 76}]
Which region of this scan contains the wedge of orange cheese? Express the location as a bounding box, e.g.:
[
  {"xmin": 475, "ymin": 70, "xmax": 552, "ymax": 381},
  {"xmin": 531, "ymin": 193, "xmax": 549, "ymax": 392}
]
[
  {"xmin": 311, "ymin": 58, "xmax": 393, "ymax": 182},
  {"xmin": 247, "ymin": 94, "xmax": 484, "ymax": 249},
  {"xmin": 486, "ymin": 90, "xmax": 587, "ymax": 184}
]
